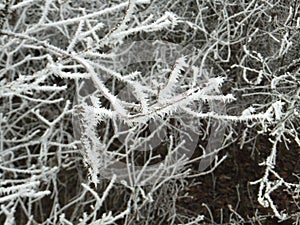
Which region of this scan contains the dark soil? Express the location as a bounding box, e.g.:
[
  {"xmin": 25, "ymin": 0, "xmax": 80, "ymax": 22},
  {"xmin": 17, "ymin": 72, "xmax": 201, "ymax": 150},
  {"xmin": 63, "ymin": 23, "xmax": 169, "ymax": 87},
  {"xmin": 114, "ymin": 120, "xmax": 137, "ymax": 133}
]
[{"xmin": 177, "ymin": 136, "xmax": 300, "ymax": 224}]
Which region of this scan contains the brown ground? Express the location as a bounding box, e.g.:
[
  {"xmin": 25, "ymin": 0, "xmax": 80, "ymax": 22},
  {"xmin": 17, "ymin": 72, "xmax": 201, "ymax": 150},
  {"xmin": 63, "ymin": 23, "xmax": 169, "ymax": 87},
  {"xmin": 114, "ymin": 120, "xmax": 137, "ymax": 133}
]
[
  {"xmin": 177, "ymin": 135, "xmax": 300, "ymax": 224},
  {"xmin": 4, "ymin": 134, "xmax": 299, "ymax": 225}
]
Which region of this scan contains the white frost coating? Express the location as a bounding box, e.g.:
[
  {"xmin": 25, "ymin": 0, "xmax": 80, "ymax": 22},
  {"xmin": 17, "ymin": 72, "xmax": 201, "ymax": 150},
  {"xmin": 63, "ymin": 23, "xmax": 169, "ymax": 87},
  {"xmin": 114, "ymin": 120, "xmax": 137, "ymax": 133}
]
[
  {"xmin": 1, "ymin": 0, "xmax": 299, "ymax": 224},
  {"xmin": 158, "ymin": 57, "xmax": 188, "ymax": 102},
  {"xmin": 136, "ymin": 0, "xmax": 151, "ymax": 4},
  {"xmin": 272, "ymin": 101, "xmax": 285, "ymax": 121}
]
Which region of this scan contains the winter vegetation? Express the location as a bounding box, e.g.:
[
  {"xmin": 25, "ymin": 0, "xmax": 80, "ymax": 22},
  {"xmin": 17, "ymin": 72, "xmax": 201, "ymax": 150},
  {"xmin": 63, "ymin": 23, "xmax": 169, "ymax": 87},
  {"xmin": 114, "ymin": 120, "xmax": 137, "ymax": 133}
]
[{"xmin": 0, "ymin": 0, "xmax": 299, "ymax": 224}]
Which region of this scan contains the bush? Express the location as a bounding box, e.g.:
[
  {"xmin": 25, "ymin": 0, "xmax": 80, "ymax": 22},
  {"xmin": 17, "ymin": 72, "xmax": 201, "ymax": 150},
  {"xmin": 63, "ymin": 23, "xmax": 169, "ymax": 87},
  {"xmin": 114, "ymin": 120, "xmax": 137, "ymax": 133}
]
[{"xmin": 0, "ymin": 0, "xmax": 299, "ymax": 224}]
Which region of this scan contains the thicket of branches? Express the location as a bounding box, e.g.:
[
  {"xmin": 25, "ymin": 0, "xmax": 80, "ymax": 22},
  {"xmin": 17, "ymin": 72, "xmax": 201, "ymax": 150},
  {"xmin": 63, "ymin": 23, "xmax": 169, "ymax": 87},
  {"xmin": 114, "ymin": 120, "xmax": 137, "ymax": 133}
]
[{"xmin": 0, "ymin": 0, "xmax": 299, "ymax": 224}]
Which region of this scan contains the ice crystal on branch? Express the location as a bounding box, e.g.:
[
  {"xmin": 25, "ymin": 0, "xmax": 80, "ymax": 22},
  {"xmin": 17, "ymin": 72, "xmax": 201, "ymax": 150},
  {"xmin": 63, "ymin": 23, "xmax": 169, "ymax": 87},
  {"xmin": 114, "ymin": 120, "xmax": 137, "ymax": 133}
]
[{"xmin": 1, "ymin": 0, "xmax": 299, "ymax": 224}]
